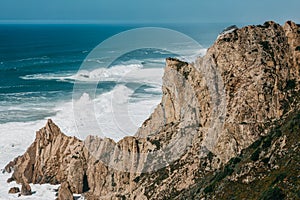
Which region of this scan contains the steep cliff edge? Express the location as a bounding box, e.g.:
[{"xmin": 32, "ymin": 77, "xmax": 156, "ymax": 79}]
[
  {"xmin": 4, "ymin": 21, "xmax": 300, "ymax": 199},
  {"xmin": 205, "ymin": 20, "xmax": 300, "ymax": 161},
  {"xmin": 5, "ymin": 119, "xmax": 89, "ymax": 194}
]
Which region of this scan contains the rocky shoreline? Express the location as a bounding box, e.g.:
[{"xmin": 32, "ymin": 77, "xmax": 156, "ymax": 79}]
[{"xmin": 4, "ymin": 21, "xmax": 300, "ymax": 199}]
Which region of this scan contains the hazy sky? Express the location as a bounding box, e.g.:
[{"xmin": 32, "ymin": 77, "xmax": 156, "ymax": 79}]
[{"xmin": 0, "ymin": 0, "xmax": 299, "ymax": 24}]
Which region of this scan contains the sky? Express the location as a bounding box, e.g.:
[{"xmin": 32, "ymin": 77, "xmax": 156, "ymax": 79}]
[{"xmin": 0, "ymin": 0, "xmax": 299, "ymax": 24}]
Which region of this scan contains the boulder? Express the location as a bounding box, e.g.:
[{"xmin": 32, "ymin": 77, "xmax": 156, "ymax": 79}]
[{"xmin": 8, "ymin": 187, "xmax": 20, "ymax": 194}]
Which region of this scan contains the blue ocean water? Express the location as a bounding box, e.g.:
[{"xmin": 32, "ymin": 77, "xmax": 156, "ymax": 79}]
[
  {"xmin": 0, "ymin": 23, "xmax": 227, "ymax": 126},
  {"xmin": 0, "ymin": 23, "xmax": 235, "ymax": 199}
]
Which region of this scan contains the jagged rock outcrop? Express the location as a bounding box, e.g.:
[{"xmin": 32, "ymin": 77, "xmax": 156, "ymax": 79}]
[
  {"xmin": 57, "ymin": 182, "xmax": 74, "ymax": 200},
  {"xmin": 5, "ymin": 119, "xmax": 89, "ymax": 194},
  {"xmin": 4, "ymin": 21, "xmax": 300, "ymax": 199}
]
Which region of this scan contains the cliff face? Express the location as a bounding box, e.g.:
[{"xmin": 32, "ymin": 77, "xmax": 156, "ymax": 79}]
[
  {"xmin": 5, "ymin": 119, "xmax": 89, "ymax": 194},
  {"xmin": 137, "ymin": 21, "xmax": 300, "ymax": 163},
  {"xmin": 4, "ymin": 21, "xmax": 300, "ymax": 199},
  {"xmin": 206, "ymin": 21, "xmax": 300, "ymax": 161},
  {"xmin": 177, "ymin": 109, "xmax": 300, "ymax": 200}
]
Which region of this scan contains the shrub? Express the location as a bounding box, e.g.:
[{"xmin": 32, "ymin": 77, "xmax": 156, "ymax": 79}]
[
  {"xmin": 260, "ymin": 41, "xmax": 270, "ymax": 51},
  {"xmin": 259, "ymin": 187, "xmax": 285, "ymax": 200},
  {"xmin": 272, "ymin": 172, "xmax": 287, "ymax": 184},
  {"xmin": 251, "ymin": 149, "xmax": 260, "ymax": 161},
  {"xmin": 231, "ymin": 157, "xmax": 242, "ymax": 165},
  {"xmin": 249, "ymin": 139, "xmax": 262, "ymax": 149},
  {"xmin": 151, "ymin": 139, "xmax": 161, "ymax": 150},
  {"xmin": 204, "ymin": 184, "xmax": 214, "ymax": 194},
  {"xmin": 262, "ymin": 137, "xmax": 272, "ymax": 149},
  {"xmin": 286, "ymin": 79, "xmax": 296, "ymax": 90}
]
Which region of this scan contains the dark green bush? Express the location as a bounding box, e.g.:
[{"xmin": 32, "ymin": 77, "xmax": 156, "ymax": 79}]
[
  {"xmin": 286, "ymin": 79, "xmax": 296, "ymax": 90},
  {"xmin": 259, "ymin": 187, "xmax": 285, "ymax": 200},
  {"xmin": 204, "ymin": 184, "xmax": 214, "ymax": 194},
  {"xmin": 260, "ymin": 41, "xmax": 270, "ymax": 51},
  {"xmin": 262, "ymin": 137, "xmax": 272, "ymax": 149},
  {"xmin": 262, "ymin": 157, "xmax": 270, "ymax": 164},
  {"xmin": 249, "ymin": 139, "xmax": 262, "ymax": 149},
  {"xmin": 231, "ymin": 157, "xmax": 242, "ymax": 165},
  {"xmin": 272, "ymin": 172, "xmax": 287, "ymax": 184},
  {"xmin": 151, "ymin": 139, "xmax": 161, "ymax": 150},
  {"xmin": 133, "ymin": 176, "xmax": 140, "ymax": 183},
  {"xmin": 251, "ymin": 149, "xmax": 260, "ymax": 161}
]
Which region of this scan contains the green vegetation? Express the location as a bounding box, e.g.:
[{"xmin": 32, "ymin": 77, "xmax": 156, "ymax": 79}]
[
  {"xmin": 249, "ymin": 137, "xmax": 262, "ymax": 149},
  {"xmin": 259, "ymin": 186, "xmax": 285, "ymax": 200},
  {"xmin": 151, "ymin": 139, "xmax": 161, "ymax": 150},
  {"xmin": 133, "ymin": 176, "xmax": 140, "ymax": 183},
  {"xmin": 204, "ymin": 156, "xmax": 238, "ymax": 194},
  {"xmin": 250, "ymin": 148, "xmax": 260, "ymax": 161},
  {"xmin": 178, "ymin": 109, "xmax": 300, "ymax": 199},
  {"xmin": 272, "ymin": 172, "xmax": 287, "ymax": 184},
  {"xmin": 262, "ymin": 136, "xmax": 272, "ymax": 149},
  {"xmin": 203, "ymin": 184, "xmax": 214, "ymax": 194},
  {"xmin": 260, "ymin": 41, "xmax": 270, "ymax": 51},
  {"xmin": 286, "ymin": 79, "xmax": 296, "ymax": 90}
]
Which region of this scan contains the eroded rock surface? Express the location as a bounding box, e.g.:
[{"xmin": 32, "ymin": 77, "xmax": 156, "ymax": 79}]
[
  {"xmin": 57, "ymin": 182, "xmax": 74, "ymax": 200},
  {"xmin": 6, "ymin": 119, "xmax": 89, "ymax": 194},
  {"xmin": 5, "ymin": 21, "xmax": 300, "ymax": 199},
  {"xmin": 21, "ymin": 181, "xmax": 32, "ymax": 196}
]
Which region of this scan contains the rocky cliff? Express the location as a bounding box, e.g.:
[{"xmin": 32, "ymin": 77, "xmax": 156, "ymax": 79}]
[
  {"xmin": 4, "ymin": 21, "xmax": 300, "ymax": 199},
  {"xmin": 5, "ymin": 119, "xmax": 89, "ymax": 194}
]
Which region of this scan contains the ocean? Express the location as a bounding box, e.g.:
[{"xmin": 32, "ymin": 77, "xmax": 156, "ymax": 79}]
[{"xmin": 0, "ymin": 23, "xmax": 230, "ymax": 199}]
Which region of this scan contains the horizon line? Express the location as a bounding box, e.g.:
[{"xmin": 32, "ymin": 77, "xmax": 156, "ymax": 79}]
[{"xmin": 0, "ymin": 19, "xmax": 272, "ymax": 25}]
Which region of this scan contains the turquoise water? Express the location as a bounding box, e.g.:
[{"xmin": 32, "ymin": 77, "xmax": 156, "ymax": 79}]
[{"xmin": 0, "ymin": 23, "xmax": 227, "ymax": 124}]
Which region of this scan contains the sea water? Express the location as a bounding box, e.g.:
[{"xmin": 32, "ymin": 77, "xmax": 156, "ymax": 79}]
[{"xmin": 0, "ymin": 23, "xmax": 229, "ymax": 199}]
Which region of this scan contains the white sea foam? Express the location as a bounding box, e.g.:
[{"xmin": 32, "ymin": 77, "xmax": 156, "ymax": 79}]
[
  {"xmin": 16, "ymin": 56, "xmax": 49, "ymax": 62},
  {"xmin": 0, "ymin": 87, "xmax": 160, "ymax": 174},
  {"xmin": 71, "ymin": 64, "xmax": 164, "ymax": 90},
  {"xmin": 0, "ymin": 174, "xmax": 60, "ymax": 200},
  {"xmin": 20, "ymin": 72, "xmax": 74, "ymax": 81},
  {"xmin": 19, "ymin": 63, "xmax": 165, "ymax": 89},
  {"xmin": 0, "ymin": 81, "xmax": 160, "ymax": 199},
  {"xmin": 0, "ymin": 81, "xmax": 162, "ymax": 158},
  {"xmin": 85, "ymin": 58, "xmax": 104, "ymax": 64},
  {"xmin": 71, "ymin": 64, "xmax": 143, "ymax": 82},
  {"xmin": 144, "ymin": 87, "xmax": 162, "ymax": 93},
  {"xmin": 0, "ymin": 25, "xmax": 212, "ymax": 199},
  {"xmin": 0, "ymin": 47, "xmax": 206, "ymax": 199},
  {"xmin": 72, "ymin": 83, "xmax": 161, "ymax": 140},
  {"xmin": 95, "ymin": 85, "xmax": 161, "ymax": 140}
]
